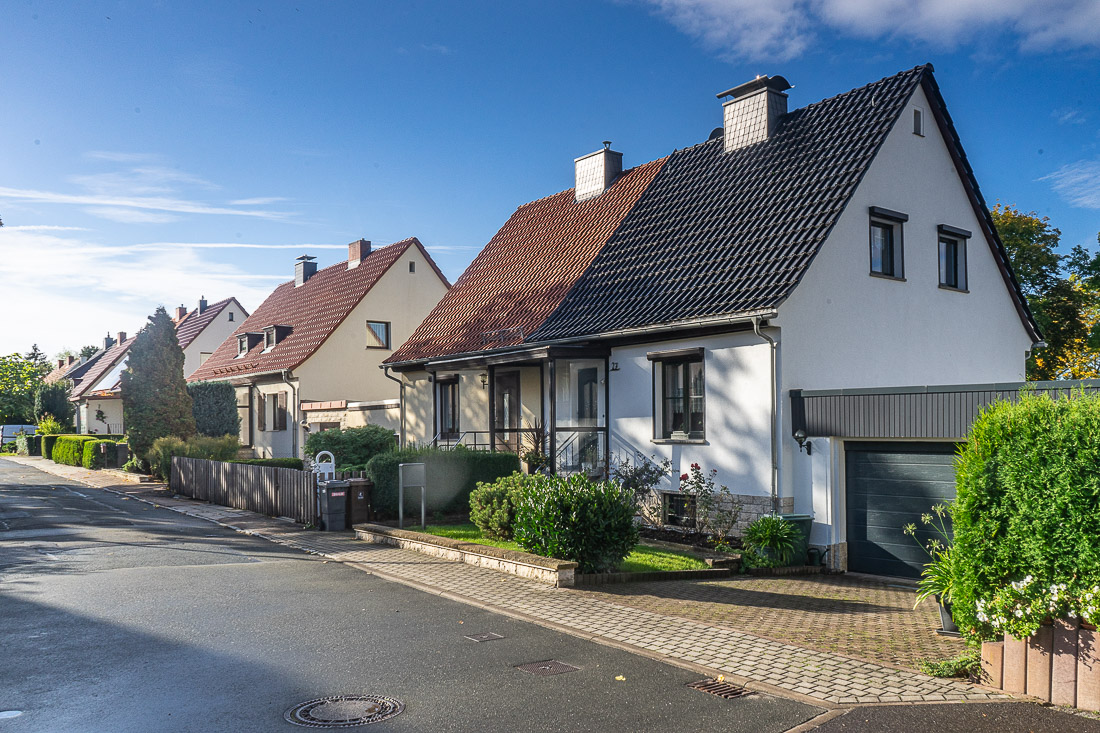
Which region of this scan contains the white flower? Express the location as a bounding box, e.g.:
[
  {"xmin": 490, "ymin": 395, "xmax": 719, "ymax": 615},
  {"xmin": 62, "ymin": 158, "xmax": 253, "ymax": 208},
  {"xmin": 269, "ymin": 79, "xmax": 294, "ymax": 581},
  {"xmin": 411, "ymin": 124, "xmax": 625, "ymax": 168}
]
[{"xmin": 1015, "ymin": 609, "xmax": 1024, "ymax": 617}]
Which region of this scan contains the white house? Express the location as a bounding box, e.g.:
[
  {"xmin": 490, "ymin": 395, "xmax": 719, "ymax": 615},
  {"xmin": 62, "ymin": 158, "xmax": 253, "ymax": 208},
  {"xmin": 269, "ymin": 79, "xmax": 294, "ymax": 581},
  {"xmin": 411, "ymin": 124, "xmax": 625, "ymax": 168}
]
[
  {"xmin": 71, "ymin": 297, "xmax": 247, "ymax": 434},
  {"xmin": 188, "ymin": 238, "xmax": 451, "ymax": 460},
  {"xmin": 384, "ymin": 65, "xmax": 1040, "ymax": 578}
]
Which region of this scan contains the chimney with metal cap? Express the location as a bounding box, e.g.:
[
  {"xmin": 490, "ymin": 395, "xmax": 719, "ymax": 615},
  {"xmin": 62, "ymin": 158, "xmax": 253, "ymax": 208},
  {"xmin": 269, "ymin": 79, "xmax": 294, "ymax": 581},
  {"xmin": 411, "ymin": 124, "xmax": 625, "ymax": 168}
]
[
  {"xmin": 295, "ymin": 255, "xmax": 317, "ymax": 287},
  {"xmin": 103, "ymin": 333, "xmax": 116, "ymax": 350},
  {"xmin": 175, "ymin": 305, "xmax": 188, "ymax": 321},
  {"xmin": 348, "ymin": 239, "xmax": 372, "ymax": 269},
  {"xmin": 574, "ymin": 141, "xmax": 623, "ymax": 202},
  {"xmin": 198, "ymin": 296, "xmax": 208, "ymax": 314},
  {"xmin": 717, "ymin": 75, "xmax": 791, "ymax": 153}
]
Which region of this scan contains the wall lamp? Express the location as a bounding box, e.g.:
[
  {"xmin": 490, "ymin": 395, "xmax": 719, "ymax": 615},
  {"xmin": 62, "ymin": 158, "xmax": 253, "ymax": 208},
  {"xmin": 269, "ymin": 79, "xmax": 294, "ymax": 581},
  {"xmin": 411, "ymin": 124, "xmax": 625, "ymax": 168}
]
[
  {"xmin": 479, "ymin": 372, "xmax": 488, "ymax": 389},
  {"xmin": 793, "ymin": 429, "xmax": 812, "ymax": 455}
]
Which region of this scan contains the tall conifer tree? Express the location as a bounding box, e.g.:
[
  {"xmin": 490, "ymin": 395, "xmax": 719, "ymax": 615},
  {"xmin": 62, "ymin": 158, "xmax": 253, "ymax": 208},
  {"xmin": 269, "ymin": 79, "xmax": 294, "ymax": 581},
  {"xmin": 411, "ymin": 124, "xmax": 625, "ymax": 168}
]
[{"xmin": 121, "ymin": 306, "xmax": 196, "ymax": 459}]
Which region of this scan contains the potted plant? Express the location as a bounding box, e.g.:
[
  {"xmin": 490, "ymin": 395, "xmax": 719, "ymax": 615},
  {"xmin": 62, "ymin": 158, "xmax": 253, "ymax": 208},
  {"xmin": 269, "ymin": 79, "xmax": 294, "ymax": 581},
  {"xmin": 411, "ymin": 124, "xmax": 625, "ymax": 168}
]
[{"xmin": 904, "ymin": 503, "xmax": 958, "ymax": 633}]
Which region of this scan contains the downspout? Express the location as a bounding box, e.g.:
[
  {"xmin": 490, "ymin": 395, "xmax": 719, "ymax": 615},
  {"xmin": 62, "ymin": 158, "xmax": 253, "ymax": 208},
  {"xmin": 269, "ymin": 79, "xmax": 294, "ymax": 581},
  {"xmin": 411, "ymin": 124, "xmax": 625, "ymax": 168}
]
[
  {"xmin": 280, "ymin": 369, "xmax": 298, "ymax": 459},
  {"xmin": 383, "ymin": 366, "xmax": 405, "ymax": 448},
  {"xmin": 752, "ymin": 317, "xmax": 779, "ymax": 514}
]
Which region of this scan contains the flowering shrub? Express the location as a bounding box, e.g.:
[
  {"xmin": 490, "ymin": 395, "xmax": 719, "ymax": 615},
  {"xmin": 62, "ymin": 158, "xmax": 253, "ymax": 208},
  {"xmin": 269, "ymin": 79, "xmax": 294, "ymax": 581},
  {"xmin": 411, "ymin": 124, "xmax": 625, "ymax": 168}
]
[
  {"xmin": 973, "ymin": 576, "xmax": 1100, "ymax": 639},
  {"xmin": 610, "ymin": 453, "xmax": 671, "ymax": 526},
  {"xmin": 679, "ymin": 463, "xmax": 741, "ymax": 539}
]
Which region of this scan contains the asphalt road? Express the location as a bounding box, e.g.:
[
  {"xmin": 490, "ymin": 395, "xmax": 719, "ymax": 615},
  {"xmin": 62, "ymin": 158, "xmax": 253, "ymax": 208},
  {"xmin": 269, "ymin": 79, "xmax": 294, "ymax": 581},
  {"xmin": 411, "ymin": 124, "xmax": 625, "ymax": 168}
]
[{"xmin": 0, "ymin": 459, "xmax": 820, "ymax": 733}]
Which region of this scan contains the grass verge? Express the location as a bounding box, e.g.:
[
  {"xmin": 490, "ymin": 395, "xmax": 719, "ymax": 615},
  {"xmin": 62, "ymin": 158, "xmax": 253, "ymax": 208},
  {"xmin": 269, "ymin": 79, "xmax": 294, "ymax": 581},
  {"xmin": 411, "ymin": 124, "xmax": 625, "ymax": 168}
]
[{"xmin": 420, "ymin": 522, "xmax": 709, "ymax": 573}]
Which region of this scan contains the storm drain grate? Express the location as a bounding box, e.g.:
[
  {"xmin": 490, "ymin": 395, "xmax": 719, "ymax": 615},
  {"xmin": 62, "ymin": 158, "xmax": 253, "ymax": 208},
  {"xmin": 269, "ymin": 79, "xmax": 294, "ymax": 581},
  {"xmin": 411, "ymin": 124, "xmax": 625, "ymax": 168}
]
[
  {"xmin": 464, "ymin": 632, "xmax": 504, "ymax": 643},
  {"xmin": 284, "ymin": 695, "xmax": 404, "ymax": 728},
  {"xmin": 687, "ymin": 678, "xmax": 750, "ymax": 699},
  {"xmin": 515, "ymin": 660, "xmax": 580, "ymax": 676}
]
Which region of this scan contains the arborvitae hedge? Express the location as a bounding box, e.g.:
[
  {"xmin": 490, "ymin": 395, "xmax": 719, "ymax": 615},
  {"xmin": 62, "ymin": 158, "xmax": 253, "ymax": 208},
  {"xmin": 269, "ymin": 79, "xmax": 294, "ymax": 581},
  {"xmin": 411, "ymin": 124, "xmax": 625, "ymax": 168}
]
[
  {"xmin": 53, "ymin": 436, "xmax": 98, "ymax": 466},
  {"xmin": 304, "ymin": 425, "xmax": 397, "ymax": 468},
  {"xmin": 953, "ymin": 391, "xmax": 1100, "ymax": 639},
  {"xmin": 82, "ymin": 439, "xmax": 118, "ymax": 469},
  {"xmin": 188, "ymin": 381, "xmax": 240, "ymax": 437}
]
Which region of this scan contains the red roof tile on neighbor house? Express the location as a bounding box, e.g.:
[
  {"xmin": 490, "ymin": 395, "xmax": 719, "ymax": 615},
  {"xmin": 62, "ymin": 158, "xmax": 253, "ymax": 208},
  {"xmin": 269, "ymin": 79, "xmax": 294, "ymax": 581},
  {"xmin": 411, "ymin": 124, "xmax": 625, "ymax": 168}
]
[
  {"xmin": 385, "ymin": 158, "xmax": 666, "ymax": 365},
  {"xmin": 69, "ymin": 336, "xmax": 138, "ymax": 400},
  {"xmin": 190, "ymin": 238, "xmax": 446, "ymax": 382},
  {"xmin": 174, "ymin": 297, "xmax": 243, "ymax": 351}
]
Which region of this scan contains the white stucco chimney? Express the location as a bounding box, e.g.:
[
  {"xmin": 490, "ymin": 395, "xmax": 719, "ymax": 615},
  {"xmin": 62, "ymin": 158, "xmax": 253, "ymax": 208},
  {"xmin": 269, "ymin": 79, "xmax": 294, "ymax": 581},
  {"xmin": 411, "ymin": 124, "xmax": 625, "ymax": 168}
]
[
  {"xmin": 717, "ymin": 75, "xmax": 791, "ymax": 153},
  {"xmin": 294, "ymin": 255, "xmax": 317, "ymax": 287},
  {"xmin": 347, "ymin": 239, "xmax": 372, "ymax": 269},
  {"xmin": 574, "ymin": 142, "xmax": 623, "ymax": 202}
]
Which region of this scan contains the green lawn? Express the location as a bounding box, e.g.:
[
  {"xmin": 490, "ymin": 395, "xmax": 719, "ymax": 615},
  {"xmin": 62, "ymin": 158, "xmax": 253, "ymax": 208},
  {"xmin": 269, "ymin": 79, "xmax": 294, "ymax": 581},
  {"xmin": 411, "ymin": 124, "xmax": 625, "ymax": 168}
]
[{"xmin": 420, "ymin": 523, "xmax": 709, "ymax": 573}]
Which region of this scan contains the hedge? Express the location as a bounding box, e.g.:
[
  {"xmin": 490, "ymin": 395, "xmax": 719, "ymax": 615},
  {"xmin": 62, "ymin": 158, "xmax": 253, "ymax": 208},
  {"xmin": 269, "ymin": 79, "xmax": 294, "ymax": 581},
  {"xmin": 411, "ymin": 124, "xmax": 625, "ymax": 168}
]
[
  {"xmin": 952, "ymin": 391, "xmax": 1100, "ymax": 640},
  {"xmin": 188, "ymin": 381, "xmax": 240, "ymax": 437},
  {"xmin": 148, "ymin": 434, "xmax": 239, "ymax": 480},
  {"xmin": 47, "ymin": 434, "xmax": 123, "ymax": 463},
  {"xmin": 231, "ymin": 457, "xmax": 304, "ymax": 470},
  {"xmin": 305, "ymin": 425, "xmax": 397, "ymax": 468},
  {"xmin": 82, "ymin": 439, "xmax": 118, "ymax": 469},
  {"xmin": 366, "ymin": 447, "xmax": 520, "ymax": 519},
  {"xmin": 15, "ymin": 433, "xmax": 41, "ymax": 456}
]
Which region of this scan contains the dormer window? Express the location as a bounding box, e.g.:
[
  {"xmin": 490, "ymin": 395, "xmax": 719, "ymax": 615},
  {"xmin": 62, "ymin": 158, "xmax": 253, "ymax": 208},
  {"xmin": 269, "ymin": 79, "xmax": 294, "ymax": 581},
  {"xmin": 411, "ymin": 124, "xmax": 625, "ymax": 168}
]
[
  {"xmin": 262, "ymin": 325, "xmax": 293, "ymax": 352},
  {"xmin": 236, "ymin": 332, "xmax": 264, "ymax": 357},
  {"xmin": 237, "ymin": 335, "xmax": 248, "ymax": 356},
  {"xmin": 264, "ymin": 327, "xmax": 275, "ymax": 350}
]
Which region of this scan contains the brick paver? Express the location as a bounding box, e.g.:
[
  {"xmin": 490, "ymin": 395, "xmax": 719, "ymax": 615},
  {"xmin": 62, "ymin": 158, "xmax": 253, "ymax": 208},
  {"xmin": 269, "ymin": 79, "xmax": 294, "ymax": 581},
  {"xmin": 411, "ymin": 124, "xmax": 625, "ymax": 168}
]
[{"xmin": 5, "ymin": 456, "xmax": 1005, "ymax": 707}]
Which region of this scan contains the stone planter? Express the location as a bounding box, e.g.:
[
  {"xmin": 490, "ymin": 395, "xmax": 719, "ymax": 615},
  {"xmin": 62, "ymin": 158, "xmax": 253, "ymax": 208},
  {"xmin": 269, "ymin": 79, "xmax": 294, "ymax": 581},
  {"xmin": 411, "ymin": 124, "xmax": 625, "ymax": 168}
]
[{"xmin": 981, "ymin": 619, "xmax": 1100, "ymax": 711}]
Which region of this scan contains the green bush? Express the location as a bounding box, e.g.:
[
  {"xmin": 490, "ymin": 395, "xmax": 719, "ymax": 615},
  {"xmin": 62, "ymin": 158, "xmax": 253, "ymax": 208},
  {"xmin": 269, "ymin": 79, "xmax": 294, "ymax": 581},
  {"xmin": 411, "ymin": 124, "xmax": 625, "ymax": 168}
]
[
  {"xmin": 82, "ymin": 439, "xmax": 118, "ymax": 469},
  {"xmin": 15, "ymin": 433, "xmax": 41, "ymax": 456},
  {"xmin": 469, "ymin": 472, "xmax": 538, "ymax": 540},
  {"xmin": 741, "ymin": 515, "xmax": 799, "ymax": 569},
  {"xmin": 34, "ymin": 381, "xmax": 74, "ymax": 425},
  {"xmin": 512, "ymin": 474, "xmax": 638, "ymax": 573},
  {"xmin": 36, "ymin": 414, "xmax": 73, "ymax": 436},
  {"xmin": 953, "ymin": 392, "xmax": 1100, "ymax": 641},
  {"xmin": 188, "ymin": 381, "xmax": 240, "ymax": 437},
  {"xmin": 148, "ymin": 434, "xmax": 240, "ymax": 480},
  {"xmin": 231, "ymin": 457, "xmax": 304, "ymax": 469},
  {"xmin": 366, "ymin": 447, "xmax": 520, "ymax": 519},
  {"xmin": 53, "ymin": 436, "xmax": 98, "ymax": 466},
  {"xmin": 305, "ymin": 425, "xmax": 397, "ymax": 468},
  {"xmin": 1, "ymin": 441, "xmax": 15, "ymax": 454}
]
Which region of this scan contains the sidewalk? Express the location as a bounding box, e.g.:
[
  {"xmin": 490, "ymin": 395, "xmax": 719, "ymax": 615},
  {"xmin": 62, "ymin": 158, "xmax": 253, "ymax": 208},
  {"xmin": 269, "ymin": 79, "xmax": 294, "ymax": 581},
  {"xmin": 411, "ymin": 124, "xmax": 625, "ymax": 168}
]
[{"xmin": 4, "ymin": 455, "xmax": 1007, "ymax": 708}]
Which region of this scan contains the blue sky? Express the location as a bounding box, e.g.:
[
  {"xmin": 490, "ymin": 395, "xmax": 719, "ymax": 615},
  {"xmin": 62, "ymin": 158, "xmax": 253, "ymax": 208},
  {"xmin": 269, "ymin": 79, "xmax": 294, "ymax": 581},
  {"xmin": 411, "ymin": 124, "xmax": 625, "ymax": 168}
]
[{"xmin": 2, "ymin": 0, "xmax": 1098, "ymax": 357}]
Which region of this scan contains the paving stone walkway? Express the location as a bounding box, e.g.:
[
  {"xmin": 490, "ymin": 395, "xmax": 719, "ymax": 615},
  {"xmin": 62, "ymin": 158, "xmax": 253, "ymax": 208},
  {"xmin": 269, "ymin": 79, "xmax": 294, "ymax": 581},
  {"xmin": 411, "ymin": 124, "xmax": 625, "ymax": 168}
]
[{"xmin": 4, "ymin": 456, "xmax": 1006, "ymax": 708}]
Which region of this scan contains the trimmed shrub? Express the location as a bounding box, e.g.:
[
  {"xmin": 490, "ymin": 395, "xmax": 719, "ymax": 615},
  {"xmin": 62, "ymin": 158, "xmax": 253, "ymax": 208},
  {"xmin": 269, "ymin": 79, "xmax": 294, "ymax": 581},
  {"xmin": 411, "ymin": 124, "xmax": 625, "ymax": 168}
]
[
  {"xmin": 512, "ymin": 474, "xmax": 638, "ymax": 573},
  {"xmin": 53, "ymin": 436, "xmax": 98, "ymax": 466},
  {"xmin": 952, "ymin": 392, "xmax": 1100, "ymax": 640},
  {"xmin": 366, "ymin": 447, "xmax": 520, "ymax": 519},
  {"xmin": 469, "ymin": 472, "xmax": 536, "ymax": 540},
  {"xmin": 188, "ymin": 381, "xmax": 240, "ymax": 437},
  {"xmin": 15, "ymin": 433, "xmax": 41, "ymax": 456},
  {"xmin": 82, "ymin": 439, "xmax": 118, "ymax": 469},
  {"xmin": 231, "ymin": 457, "xmax": 304, "ymax": 470},
  {"xmin": 305, "ymin": 425, "xmax": 397, "ymax": 468},
  {"xmin": 148, "ymin": 434, "xmax": 240, "ymax": 480}
]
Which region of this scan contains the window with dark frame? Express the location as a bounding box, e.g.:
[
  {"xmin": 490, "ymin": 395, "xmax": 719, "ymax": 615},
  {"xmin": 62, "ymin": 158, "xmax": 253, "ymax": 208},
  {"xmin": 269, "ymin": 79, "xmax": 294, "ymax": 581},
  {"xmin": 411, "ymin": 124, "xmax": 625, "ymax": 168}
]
[
  {"xmin": 438, "ymin": 379, "xmax": 459, "ymax": 437},
  {"xmin": 366, "ymin": 321, "xmax": 391, "ymax": 349},
  {"xmin": 937, "ymin": 224, "xmax": 970, "ymax": 291},
  {"xmin": 228, "ymin": 312, "xmax": 234, "ymax": 322},
  {"xmin": 257, "ymin": 394, "xmax": 266, "ymax": 431},
  {"xmin": 237, "ymin": 335, "xmax": 247, "ymax": 356},
  {"xmin": 869, "ymin": 207, "xmax": 907, "ymax": 279},
  {"xmin": 274, "ymin": 392, "xmax": 288, "ymax": 431},
  {"xmin": 409, "ymin": 261, "xmax": 416, "ymax": 273},
  {"xmin": 264, "ymin": 327, "xmax": 275, "ymax": 350},
  {"xmin": 913, "ymin": 108, "xmax": 924, "ymax": 136},
  {"xmin": 652, "ymin": 353, "xmax": 705, "ymax": 440}
]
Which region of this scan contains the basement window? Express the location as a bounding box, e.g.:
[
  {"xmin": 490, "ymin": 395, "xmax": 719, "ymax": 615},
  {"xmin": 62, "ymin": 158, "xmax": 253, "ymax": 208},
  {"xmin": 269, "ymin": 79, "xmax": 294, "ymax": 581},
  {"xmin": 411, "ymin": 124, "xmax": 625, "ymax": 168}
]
[{"xmin": 869, "ymin": 207, "xmax": 908, "ymax": 280}]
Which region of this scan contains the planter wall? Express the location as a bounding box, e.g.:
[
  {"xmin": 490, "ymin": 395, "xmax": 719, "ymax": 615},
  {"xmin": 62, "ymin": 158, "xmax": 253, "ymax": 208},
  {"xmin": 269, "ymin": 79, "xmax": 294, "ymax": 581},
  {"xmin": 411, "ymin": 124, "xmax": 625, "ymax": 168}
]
[{"xmin": 981, "ymin": 619, "xmax": 1100, "ymax": 711}]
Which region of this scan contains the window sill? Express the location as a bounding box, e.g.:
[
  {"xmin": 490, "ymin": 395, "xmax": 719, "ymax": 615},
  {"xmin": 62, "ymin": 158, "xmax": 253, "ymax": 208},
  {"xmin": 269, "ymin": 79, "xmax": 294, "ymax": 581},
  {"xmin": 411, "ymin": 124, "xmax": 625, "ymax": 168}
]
[
  {"xmin": 651, "ymin": 438, "xmax": 708, "ymax": 445},
  {"xmin": 938, "ymin": 284, "xmax": 969, "ymax": 293},
  {"xmin": 365, "ymin": 346, "xmax": 391, "ymax": 351},
  {"xmin": 869, "ymin": 272, "xmax": 906, "ymax": 282}
]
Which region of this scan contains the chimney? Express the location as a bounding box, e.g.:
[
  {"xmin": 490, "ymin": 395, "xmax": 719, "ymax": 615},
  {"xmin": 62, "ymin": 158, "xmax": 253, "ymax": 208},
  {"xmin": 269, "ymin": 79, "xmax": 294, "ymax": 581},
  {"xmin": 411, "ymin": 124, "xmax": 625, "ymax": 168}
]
[
  {"xmin": 574, "ymin": 141, "xmax": 623, "ymax": 202},
  {"xmin": 67, "ymin": 355, "xmax": 75, "ymax": 365},
  {"xmin": 348, "ymin": 239, "xmax": 372, "ymax": 269},
  {"xmin": 117, "ymin": 331, "xmax": 127, "ymax": 344},
  {"xmin": 198, "ymin": 296, "xmax": 208, "ymax": 314},
  {"xmin": 103, "ymin": 334, "xmax": 116, "ymax": 350},
  {"xmin": 716, "ymin": 75, "xmax": 791, "ymax": 153},
  {"xmin": 58, "ymin": 359, "xmax": 65, "ymax": 369},
  {"xmin": 295, "ymin": 255, "xmax": 317, "ymax": 287},
  {"xmin": 175, "ymin": 305, "xmax": 188, "ymax": 321}
]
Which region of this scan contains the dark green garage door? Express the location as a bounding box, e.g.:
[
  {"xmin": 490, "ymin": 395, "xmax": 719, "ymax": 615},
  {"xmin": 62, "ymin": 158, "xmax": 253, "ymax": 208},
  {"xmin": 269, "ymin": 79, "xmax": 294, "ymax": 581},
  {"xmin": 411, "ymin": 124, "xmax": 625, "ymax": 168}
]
[{"xmin": 845, "ymin": 442, "xmax": 958, "ymax": 578}]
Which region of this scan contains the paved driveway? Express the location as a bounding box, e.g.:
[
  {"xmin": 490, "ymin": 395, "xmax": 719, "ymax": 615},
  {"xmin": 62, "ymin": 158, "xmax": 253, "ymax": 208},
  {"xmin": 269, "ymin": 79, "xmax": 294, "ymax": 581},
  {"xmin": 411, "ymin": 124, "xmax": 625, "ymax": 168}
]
[{"xmin": 576, "ymin": 574, "xmax": 963, "ymax": 671}]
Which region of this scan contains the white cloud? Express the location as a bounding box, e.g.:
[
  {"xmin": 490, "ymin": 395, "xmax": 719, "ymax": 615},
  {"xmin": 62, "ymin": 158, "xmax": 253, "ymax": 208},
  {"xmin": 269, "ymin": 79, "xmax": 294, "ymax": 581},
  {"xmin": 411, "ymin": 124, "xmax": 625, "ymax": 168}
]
[
  {"xmin": 83, "ymin": 151, "xmax": 161, "ymax": 163},
  {"xmin": 639, "ymin": 0, "xmax": 1100, "ymax": 60},
  {"xmin": 83, "ymin": 207, "xmax": 181, "ymax": 224},
  {"xmin": 1, "ymin": 224, "xmax": 88, "ymax": 232},
  {"xmin": 228, "ymin": 196, "xmax": 288, "ymax": 206},
  {"xmin": 0, "ymin": 185, "xmax": 291, "ymax": 220},
  {"xmin": 1042, "ymin": 159, "xmax": 1100, "ymax": 209}
]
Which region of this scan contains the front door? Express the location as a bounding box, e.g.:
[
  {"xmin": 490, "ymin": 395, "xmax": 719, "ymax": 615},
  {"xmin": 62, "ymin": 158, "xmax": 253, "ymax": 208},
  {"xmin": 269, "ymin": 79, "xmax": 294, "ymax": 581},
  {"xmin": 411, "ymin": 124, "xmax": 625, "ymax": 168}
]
[{"xmin": 494, "ymin": 371, "xmax": 520, "ymax": 452}]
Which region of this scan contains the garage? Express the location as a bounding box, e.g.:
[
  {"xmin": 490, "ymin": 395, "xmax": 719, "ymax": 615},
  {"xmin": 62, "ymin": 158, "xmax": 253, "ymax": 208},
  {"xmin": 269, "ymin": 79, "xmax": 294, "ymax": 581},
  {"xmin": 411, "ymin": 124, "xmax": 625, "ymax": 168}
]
[{"xmin": 844, "ymin": 442, "xmax": 958, "ymax": 578}]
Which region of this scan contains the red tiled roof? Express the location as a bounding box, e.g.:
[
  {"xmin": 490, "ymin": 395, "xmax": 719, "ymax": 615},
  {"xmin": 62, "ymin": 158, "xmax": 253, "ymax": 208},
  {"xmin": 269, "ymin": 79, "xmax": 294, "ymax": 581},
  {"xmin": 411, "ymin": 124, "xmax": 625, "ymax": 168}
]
[
  {"xmin": 174, "ymin": 297, "xmax": 244, "ymax": 351},
  {"xmin": 70, "ymin": 337, "xmax": 137, "ymax": 399},
  {"xmin": 190, "ymin": 238, "xmax": 445, "ymax": 381},
  {"xmin": 385, "ymin": 159, "xmax": 666, "ymax": 364},
  {"xmin": 43, "ymin": 363, "xmax": 72, "ymax": 384}
]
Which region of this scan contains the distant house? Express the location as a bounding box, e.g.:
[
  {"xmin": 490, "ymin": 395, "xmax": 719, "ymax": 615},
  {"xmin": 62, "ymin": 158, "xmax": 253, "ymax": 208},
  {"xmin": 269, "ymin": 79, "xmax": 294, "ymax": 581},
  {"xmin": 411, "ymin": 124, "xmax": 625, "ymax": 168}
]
[
  {"xmin": 385, "ymin": 65, "xmax": 1040, "ymax": 577},
  {"xmin": 71, "ymin": 297, "xmax": 246, "ymax": 434},
  {"xmin": 188, "ymin": 239, "xmax": 450, "ymax": 459},
  {"xmin": 43, "ymin": 348, "xmax": 110, "ymax": 389}
]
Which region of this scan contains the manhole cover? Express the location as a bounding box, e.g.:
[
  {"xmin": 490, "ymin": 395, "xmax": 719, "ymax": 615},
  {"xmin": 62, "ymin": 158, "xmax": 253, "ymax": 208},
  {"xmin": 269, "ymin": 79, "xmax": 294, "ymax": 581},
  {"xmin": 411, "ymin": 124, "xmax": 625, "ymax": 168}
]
[
  {"xmin": 284, "ymin": 695, "xmax": 404, "ymax": 728},
  {"xmin": 464, "ymin": 632, "xmax": 504, "ymax": 643},
  {"xmin": 515, "ymin": 660, "xmax": 579, "ymax": 676},
  {"xmin": 687, "ymin": 678, "xmax": 750, "ymax": 699}
]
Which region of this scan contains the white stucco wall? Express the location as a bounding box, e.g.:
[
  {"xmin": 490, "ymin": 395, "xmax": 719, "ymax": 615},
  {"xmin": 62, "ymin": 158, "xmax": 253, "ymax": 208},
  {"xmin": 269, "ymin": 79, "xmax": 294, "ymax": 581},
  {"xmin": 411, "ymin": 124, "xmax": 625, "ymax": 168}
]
[
  {"xmin": 182, "ymin": 300, "xmax": 245, "ymax": 377},
  {"xmin": 78, "ymin": 398, "xmax": 124, "ymax": 435},
  {"xmin": 609, "ymin": 331, "xmax": 774, "ymax": 499}
]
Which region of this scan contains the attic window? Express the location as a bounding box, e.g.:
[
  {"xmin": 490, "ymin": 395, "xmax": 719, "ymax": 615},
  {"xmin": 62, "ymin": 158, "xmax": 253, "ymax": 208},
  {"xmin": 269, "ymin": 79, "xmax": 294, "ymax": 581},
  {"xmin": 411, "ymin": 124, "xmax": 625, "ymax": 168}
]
[
  {"xmin": 262, "ymin": 325, "xmax": 293, "ymax": 351},
  {"xmin": 869, "ymin": 207, "xmax": 908, "ymax": 280},
  {"xmin": 913, "ymin": 108, "xmax": 924, "ymax": 136},
  {"xmin": 263, "ymin": 327, "xmax": 276, "ymax": 350},
  {"xmin": 237, "ymin": 335, "xmax": 248, "ymax": 356},
  {"xmin": 228, "ymin": 312, "xmax": 234, "ymax": 322},
  {"xmin": 409, "ymin": 261, "xmax": 416, "ymax": 273},
  {"xmin": 366, "ymin": 321, "xmax": 391, "ymax": 349}
]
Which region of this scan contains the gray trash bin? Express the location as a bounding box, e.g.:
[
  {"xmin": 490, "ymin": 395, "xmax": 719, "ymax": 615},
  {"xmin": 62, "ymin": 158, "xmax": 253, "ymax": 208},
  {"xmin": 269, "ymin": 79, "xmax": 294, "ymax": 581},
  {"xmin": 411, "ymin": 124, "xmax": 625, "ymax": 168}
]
[
  {"xmin": 778, "ymin": 513, "xmax": 813, "ymax": 566},
  {"xmin": 318, "ymin": 480, "xmax": 350, "ymax": 531}
]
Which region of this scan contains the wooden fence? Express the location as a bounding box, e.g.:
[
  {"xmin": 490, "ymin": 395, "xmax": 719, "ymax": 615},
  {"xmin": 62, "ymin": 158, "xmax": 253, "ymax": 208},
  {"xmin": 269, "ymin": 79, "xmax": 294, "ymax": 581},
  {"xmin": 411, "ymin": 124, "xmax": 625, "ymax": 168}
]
[{"xmin": 170, "ymin": 456, "xmax": 320, "ymax": 525}]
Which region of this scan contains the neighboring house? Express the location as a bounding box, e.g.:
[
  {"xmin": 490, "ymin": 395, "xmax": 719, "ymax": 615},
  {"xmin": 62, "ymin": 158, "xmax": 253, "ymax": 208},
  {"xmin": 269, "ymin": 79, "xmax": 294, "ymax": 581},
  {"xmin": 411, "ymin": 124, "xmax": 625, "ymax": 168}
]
[
  {"xmin": 71, "ymin": 297, "xmax": 246, "ymax": 434},
  {"xmin": 385, "ymin": 65, "xmax": 1040, "ymax": 578},
  {"xmin": 43, "ymin": 344, "xmax": 113, "ymax": 391},
  {"xmin": 187, "ymin": 238, "xmax": 450, "ymax": 460}
]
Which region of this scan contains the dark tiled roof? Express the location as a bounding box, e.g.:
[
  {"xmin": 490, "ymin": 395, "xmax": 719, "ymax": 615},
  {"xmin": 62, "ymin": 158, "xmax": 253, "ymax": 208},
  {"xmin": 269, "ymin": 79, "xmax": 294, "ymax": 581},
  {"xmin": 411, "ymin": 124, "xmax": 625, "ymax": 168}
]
[
  {"xmin": 175, "ymin": 297, "xmax": 242, "ymax": 351},
  {"xmin": 531, "ymin": 66, "xmax": 925, "ymax": 341},
  {"xmin": 70, "ymin": 337, "xmax": 137, "ymax": 399},
  {"xmin": 191, "ymin": 238, "xmax": 445, "ymax": 381},
  {"xmin": 386, "ymin": 159, "xmax": 666, "ymax": 364}
]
